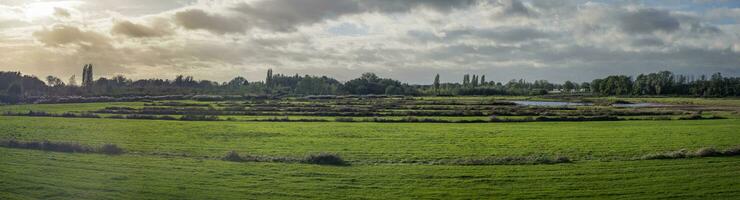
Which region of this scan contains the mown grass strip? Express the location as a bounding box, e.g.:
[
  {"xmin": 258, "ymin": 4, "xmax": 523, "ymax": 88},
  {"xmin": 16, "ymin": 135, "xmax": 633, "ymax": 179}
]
[
  {"xmin": 640, "ymin": 146, "xmax": 740, "ymax": 160},
  {"xmin": 222, "ymin": 151, "xmax": 348, "ymax": 166},
  {"xmin": 0, "ymin": 139, "xmax": 124, "ymax": 155}
]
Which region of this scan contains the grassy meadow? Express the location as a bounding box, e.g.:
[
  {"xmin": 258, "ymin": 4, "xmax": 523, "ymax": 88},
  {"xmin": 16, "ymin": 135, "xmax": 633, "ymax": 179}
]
[{"xmin": 1, "ymin": 96, "xmax": 739, "ymax": 199}]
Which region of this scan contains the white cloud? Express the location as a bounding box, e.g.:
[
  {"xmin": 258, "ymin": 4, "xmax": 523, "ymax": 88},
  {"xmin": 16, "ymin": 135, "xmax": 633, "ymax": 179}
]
[{"xmin": 0, "ymin": 0, "xmax": 737, "ymax": 83}]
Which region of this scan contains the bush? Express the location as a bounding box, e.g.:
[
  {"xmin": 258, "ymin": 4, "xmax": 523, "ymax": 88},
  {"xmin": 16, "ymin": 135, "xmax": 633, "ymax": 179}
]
[
  {"xmin": 180, "ymin": 115, "xmax": 220, "ymax": 121},
  {"xmin": 641, "ymin": 146, "xmax": 740, "ymax": 160},
  {"xmin": 335, "ymin": 117, "xmax": 355, "ymax": 122},
  {"xmin": 723, "ymin": 146, "xmax": 740, "ymax": 156},
  {"xmin": 0, "ymin": 139, "xmax": 125, "ymax": 155},
  {"xmin": 304, "ymin": 153, "xmax": 347, "ymax": 166},
  {"xmin": 678, "ymin": 114, "xmax": 703, "ymax": 120},
  {"xmin": 454, "ymin": 155, "xmax": 572, "ymax": 165},
  {"xmin": 222, "ymin": 150, "xmax": 244, "ymax": 162},
  {"xmin": 695, "ymin": 147, "xmax": 721, "ymax": 157},
  {"xmin": 678, "ymin": 114, "xmax": 726, "ymax": 120},
  {"xmin": 641, "ymin": 149, "xmax": 688, "ymax": 160},
  {"xmin": 100, "ymin": 144, "xmax": 124, "ymax": 155},
  {"xmin": 40, "ymin": 140, "xmax": 92, "ymax": 153}
]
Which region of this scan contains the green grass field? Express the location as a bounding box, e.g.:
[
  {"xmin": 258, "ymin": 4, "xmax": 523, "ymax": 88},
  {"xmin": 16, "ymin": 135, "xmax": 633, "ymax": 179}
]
[
  {"xmin": 2, "ymin": 147, "xmax": 739, "ymax": 199},
  {"xmin": 1, "ymin": 97, "xmax": 740, "ymax": 199},
  {"xmin": 1, "ymin": 116, "xmax": 738, "ymax": 162}
]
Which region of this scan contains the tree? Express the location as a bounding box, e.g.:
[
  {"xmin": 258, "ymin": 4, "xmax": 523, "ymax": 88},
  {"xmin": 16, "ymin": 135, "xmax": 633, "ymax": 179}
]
[
  {"xmin": 633, "ymin": 74, "xmax": 647, "ymax": 95},
  {"xmin": 653, "ymin": 71, "xmax": 673, "ymax": 95},
  {"xmin": 228, "ymin": 76, "xmax": 248, "ymax": 88},
  {"xmin": 82, "ymin": 64, "xmax": 94, "ymax": 87},
  {"xmin": 343, "ymin": 73, "xmax": 408, "ymax": 95},
  {"xmin": 590, "ymin": 79, "xmax": 603, "ymax": 94},
  {"xmin": 68, "ymin": 75, "xmax": 77, "ymax": 86},
  {"xmin": 462, "ymin": 74, "xmax": 470, "ymax": 86},
  {"xmin": 433, "ymin": 74, "xmax": 440, "ymax": 92},
  {"xmin": 385, "ymin": 85, "xmax": 403, "ymax": 95},
  {"xmin": 266, "ymin": 68, "xmax": 273, "ymax": 87},
  {"xmin": 563, "ymin": 81, "xmax": 574, "ymax": 92},
  {"xmin": 598, "ymin": 75, "xmax": 632, "ymax": 95},
  {"xmin": 2, "ymin": 83, "xmax": 23, "ymax": 103},
  {"xmin": 46, "ymin": 76, "xmax": 65, "ymax": 87},
  {"xmin": 480, "ymin": 75, "xmax": 486, "ymax": 85},
  {"xmin": 581, "ymin": 82, "xmax": 591, "ymax": 92}
]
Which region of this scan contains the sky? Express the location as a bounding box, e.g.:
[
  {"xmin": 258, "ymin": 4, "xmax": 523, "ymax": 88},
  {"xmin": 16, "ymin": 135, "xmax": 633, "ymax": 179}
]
[{"xmin": 0, "ymin": 0, "xmax": 739, "ymax": 84}]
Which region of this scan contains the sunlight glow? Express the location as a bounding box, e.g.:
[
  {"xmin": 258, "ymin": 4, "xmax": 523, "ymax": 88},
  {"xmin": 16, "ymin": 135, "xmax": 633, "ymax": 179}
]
[{"xmin": 21, "ymin": 1, "xmax": 82, "ymax": 20}]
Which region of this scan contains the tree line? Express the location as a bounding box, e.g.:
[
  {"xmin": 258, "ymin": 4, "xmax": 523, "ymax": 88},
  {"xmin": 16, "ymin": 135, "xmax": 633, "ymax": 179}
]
[
  {"xmin": 1, "ymin": 66, "xmax": 738, "ymax": 103},
  {"xmin": 590, "ymin": 71, "xmax": 738, "ymax": 97}
]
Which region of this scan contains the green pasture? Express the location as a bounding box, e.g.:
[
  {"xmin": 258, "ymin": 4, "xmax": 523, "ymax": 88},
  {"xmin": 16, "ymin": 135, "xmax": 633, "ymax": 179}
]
[
  {"xmin": 1, "ymin": 147, "xmax": 738, "ymax": 199},
  {"xmin": 1, "ymin": 96, "xmax": 739, "ymax": 199},
  {"xmin": 0, "ymin": 116, "xmax": 737, "ymax": 163}
]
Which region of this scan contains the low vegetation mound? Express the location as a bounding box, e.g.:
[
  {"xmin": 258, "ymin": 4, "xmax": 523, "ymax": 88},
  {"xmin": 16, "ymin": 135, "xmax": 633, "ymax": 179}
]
[
  {"xmin": 304, "ymin": 153, "xmax": 348, "ymax": 166},
  {"xmin": 221, "ymin": 151, "xmax": 348, "ymax": 166},
  {"xmin": 222, "ymin": 150, "xmax": 244, "ymax": 162},
  {"xmin": 453, "ymin": 155, "xmax": 572, "ymax": 165},
  {"xmin": 99, "ymin": 144, "xmax": 125, "ymax": 155},
  {"xmin": 641, "ymin": 146, "xmax": 740, "ymax": 160},
  {"xmin": 0, "ymin": 139, "xmax": 124, "ymax": 155}
]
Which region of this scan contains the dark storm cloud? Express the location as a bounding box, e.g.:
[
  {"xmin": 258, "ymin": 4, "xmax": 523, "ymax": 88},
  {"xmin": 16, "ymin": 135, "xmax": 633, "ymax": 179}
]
[
  {"xmin": 496, "ymin": 0, "xmax": 534, "ymax": 17},
  {"xmin": 619, "ymin": 8, "xmax": 680, "ymax": 34},
  {"xmin": 359, "ymin": 0, "xmax": 480, "ymax": 13},
  {"xmin": 53, "ymin": 7, "xmax": 71, "ymax": 18},
  {"xmin": 32, "ymin": 25, "xmax": 112, "ymax": 50},
  {"xmin": 4, "ymin": 0, "xmax": 739, "ymax": 83},
  {"xmin": 173, "ymin": 9, "xmax": 249, "ymax": 34},
  {"xmin": 689, "ymin": 22, "xmax": 721, "ymax": 34},
  {"xmin": 408, "ymin": 27, "xmax": 554, "ymax": 43},
  {"xmin": 111, "ymin": 20, "xmax": 173, "ymax": 38},
  {"xmin": 631, "ymin": 37, "xmax": 665, "ymax": 47},
  {"xmin": 230, "ymin": 0, "xmax": 362, "ymax": 32},
  {"xmin": 175, "ymin": 0, "xmax": 482, "ymax": 34}
]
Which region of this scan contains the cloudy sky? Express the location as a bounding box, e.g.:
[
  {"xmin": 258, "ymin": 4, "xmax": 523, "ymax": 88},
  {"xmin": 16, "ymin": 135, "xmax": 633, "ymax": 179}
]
[{"xmin": 0, "ymin": 0, "xmax": 739, "ymax": 84}]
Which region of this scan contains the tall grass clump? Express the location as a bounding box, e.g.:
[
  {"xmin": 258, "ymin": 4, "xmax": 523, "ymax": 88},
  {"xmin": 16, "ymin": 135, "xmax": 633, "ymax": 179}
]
[
  {"xmin": 99, "ymin": 144, "xmax": 124, "ymax": 155},
  {"xmin": 0, "ymin": 139, "xmax": 124, "ymax": 155},
  {"xmin": 641, "ymin": 146, "xmax": 740, "ymax": 160},
  {"xmin": 304, "ymin": 153, "xmax": 348, "ymax": 166},
  {"xmin": 222, "ymin": 150, "xmax": 244, "ymax": 162},
  {"xmin": 334, "ymin": 117, "xmax": 355, "ymax": 122},
  {"xmin": 454, "ymin": 155, "xmax": 571, "ymax": 165},
  {"xmin": 180, "ymin": 115, "xmax": 220, "ymax": 121}
]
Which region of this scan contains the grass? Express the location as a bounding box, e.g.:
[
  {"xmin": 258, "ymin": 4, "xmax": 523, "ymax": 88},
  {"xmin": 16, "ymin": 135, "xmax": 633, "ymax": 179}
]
[
  {"xmin": 0, "ymin": 139, "xmax": 124, "ymax": 155},
  {"xmin": 0, "ymin": 102, "xmax": 148, "ymax": 114},
  {"xmin": 640, "ymin": 146, "xmax": 740, "ymax": 160},
  {"xmin": 0, "ymin": 116, "xmax": 738, "ymax": 163},
  {"xmin": 2, "ymin": 97, "xmax": 740, "ymax": 199},
  {"xmin": 1, "ymin": 147, "xmax": 739, "ymax": 199}
]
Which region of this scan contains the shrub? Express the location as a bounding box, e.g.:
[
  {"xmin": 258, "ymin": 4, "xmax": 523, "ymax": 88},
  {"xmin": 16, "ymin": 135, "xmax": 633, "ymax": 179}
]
[
  {"xmin": 678, "ymin": 114, "xmax": 703, "ymax": 120},
  {"xmin": 41, "ymin": 140, "xmax": 92, "ymax": 153},
  {"xmin": 641, "ymin": 149, "xmax": 688, "ymax": 160},
  {"xmin": 99, "ymin": 144, "xmax": 124, "ymax": 155},
  {"xmin": 553, "ymin": 156, "xmax": 572, "ymax": 163},
  {"xmin": 222, "ymin": 150, "xmax": 244, "ymax": 162},
  {"xmin": 695, "ymin": 147, "xmax": 721, "ymax": 157},
  {"xmin": 723, "ymin": 146, "xmax": 740, "ymax": 156},
  {"xmin": 678, "ymin": 114, "xmax": 726, "ymax": 120},
  {"xmin": 0, "ymin": 139, "xmax": 126, "ymax": 155},
  {"xmin": 454, "ymin": 155, "xmax": 572, "ymax": 165},
  {"xmin": 180, "ymin": 115, "xmax": 220, "ymax": 121},
  {"xmin": 335, "ymin": 117, "xmax": 355, "ymax": 122},
  {"xmin": 304, "ymin": 153, "xmax": 347, "ymax": 166},
  {"xmin": 641, "ymin": 146, "xmax": 740, "ymax": 160}
]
